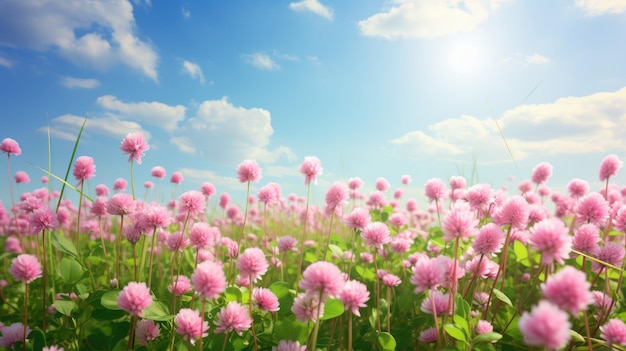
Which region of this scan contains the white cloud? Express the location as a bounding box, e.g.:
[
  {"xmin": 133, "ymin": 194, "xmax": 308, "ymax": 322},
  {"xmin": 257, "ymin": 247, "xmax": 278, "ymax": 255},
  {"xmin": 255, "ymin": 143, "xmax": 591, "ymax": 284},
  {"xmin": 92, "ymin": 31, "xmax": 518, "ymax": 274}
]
[
  {"xmin": 61, "ymin": 76, "xmax": 100, "ymax": 89},
  {"xmin": 242, "ymin": 52, "xmax": 280, "ymax": 71},
  {"xmin": 182, "ymin": 60, "xmax": 205, "ymax": 84},
  {"xmin": 359, "ymin": 0, "xmax": 505, "ymax": 39},
  {"xmin": 172, "ymin": 97, "xmax": 294, "ymax": 164},
  {"xmin": 391, "ymin": 87, "xmax": 626, "ymax": 163},
  {"xmin": 182, "ymin": 7, "xmax": 191, "ymax": 18},
  {"xmin": 526, "ymin": 53, "xmax": 550, "ymax": 65},
  {"xmin": 273, "ymin": 50, "xmax": 299, "ymax": 61},
  {"xmin": 0, "ymin": 0, "xmax": 158, "ymax": 80},
  {"xmin": 289, "ymin": 0, "xmax": 334, "ymax": 20},
  {"xmin": 96, "ymin": 95, "xmax": 186, "ymax": 131},
  {"xmin": 575, "ymin": 0, "xmax": 626, "ymax": 16},
  {"xmin": 0, "ymin": 56, "xmax": 14, "ymax": 68},
  {"xmin": 43, "ymin": 114, "xmax": 149, "ymax": 141}
]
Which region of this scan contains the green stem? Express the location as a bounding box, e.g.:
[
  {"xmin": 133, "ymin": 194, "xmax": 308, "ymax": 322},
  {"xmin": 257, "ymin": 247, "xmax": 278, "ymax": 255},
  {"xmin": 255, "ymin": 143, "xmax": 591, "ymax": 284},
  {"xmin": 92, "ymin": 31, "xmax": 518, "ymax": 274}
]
[
  {"xmin": 130, "ymin": 160, "xmax": 135, "ymax": 200},
  {"xmin": 147, "ymin": 227, "xmax": 158, "ymax": 289}
]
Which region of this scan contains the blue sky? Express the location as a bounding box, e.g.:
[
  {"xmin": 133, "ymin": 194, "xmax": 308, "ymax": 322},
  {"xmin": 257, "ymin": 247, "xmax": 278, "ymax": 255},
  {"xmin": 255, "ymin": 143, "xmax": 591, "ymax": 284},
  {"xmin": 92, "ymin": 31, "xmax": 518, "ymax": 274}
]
[{"xmin": 1, "ymin": 0, "xmax": 626, "ymax": 208}]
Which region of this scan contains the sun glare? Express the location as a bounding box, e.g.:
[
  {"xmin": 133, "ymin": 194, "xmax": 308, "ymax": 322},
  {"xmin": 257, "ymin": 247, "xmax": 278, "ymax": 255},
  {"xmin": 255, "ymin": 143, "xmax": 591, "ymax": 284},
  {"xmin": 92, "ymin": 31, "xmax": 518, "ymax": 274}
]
[{"xmin": 446, "ymin": 38, "xmax": 485, "ymax": 75}]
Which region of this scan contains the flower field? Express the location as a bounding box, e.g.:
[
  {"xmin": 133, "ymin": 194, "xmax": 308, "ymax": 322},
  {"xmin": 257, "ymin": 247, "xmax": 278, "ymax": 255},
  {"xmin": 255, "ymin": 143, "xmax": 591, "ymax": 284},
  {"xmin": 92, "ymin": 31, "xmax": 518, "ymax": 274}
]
[{"xmin": 1, "ymin": 133, "xmax": 626, "ymax": 351}]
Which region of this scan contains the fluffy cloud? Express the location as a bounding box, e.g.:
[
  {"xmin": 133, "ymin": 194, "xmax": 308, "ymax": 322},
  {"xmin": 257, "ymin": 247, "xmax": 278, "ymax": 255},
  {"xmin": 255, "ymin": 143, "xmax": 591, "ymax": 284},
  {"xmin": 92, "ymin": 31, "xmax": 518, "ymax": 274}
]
[
  {"xmin": 0, "ymin": 0, "xmax": 158, "ymax": 80},
  {"xmin": 575, "ymin": 0, "xmax": 626, "ymax": 16},
  {"xmin": 242, "ymin": 52, "xmax": 280, "ymax": 71},
  {"xmin": 172, "ymin": 97, "xmax": 294, "ymax": 164},
  {"xmin": 0, "ymin": 56, "xmax": 14, "ymax": 68},
  {"xmin": 526, "ymin": 53, "xmax": 550, "ymax": 65},
  {"xmin": 359, "ymin": 0, "xmax": 504, "ymax": 39},
  {"xmin": 391, "ymin": 87, "xmax": 626, "ymax": 163},
  {"xmin": 289, "ymin": 0, "xmax": 334, "ymax": 20},
  {"xmin": 43, "ymin": 114, "xmax": 149, "ymax": 141},
  {"xmin": 182, "ymin": 60, "xmax": 205, "ymax": 84},
  {"xmin": 96, "ymin": 95, "xmax": 186, "ymax": 131},
  {"xmin": 61, "ymin": 76, "xmax": 100, "ymax": 89}
]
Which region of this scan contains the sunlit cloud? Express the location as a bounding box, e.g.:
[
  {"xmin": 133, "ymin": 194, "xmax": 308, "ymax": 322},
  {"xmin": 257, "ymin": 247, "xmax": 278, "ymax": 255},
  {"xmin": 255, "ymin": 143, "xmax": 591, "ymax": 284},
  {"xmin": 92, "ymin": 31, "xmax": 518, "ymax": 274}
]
[
  {"xmin": 60, "ymin": 76, "xmax": 101, "ymax": 89},
  {"xmin": 242, "ymin": 52, "xmax": 280, "ymax": 71},
  {"xmin": 359, "ymin": 0, "xmax": 505, "ymax": 39},
  {"xmin": 182, "ymin": 60, "xmax": 205, "ymax": 84},
  {"xmin": 575, "ymin": 0, "xmax": 626, "ymax": 16},
  {"xmin": 96, "ymin": 95, "xmax": 186, "ymax": 131},
  {"xmin": 526, "ymin": 53, "xmax": 550, "ymax": 65},
  {"xmin": 289, "ymin": 0, "xmax": 334, "ymax": 20},
  {"xmin": 42, "ymin": 114, "xmax": 150, "ymax": 141},
  {"xmin": 0, "ymin": 0, "xmax": 158, "ymax": 80}
]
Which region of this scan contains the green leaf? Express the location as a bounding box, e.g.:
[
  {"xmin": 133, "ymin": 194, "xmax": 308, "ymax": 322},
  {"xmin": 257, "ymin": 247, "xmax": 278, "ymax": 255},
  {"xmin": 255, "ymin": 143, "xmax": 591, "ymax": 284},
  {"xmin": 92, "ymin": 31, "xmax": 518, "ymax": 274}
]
[
  {"xmin": 377, "ymin": 332, "xmax": 397, "ymax": 351},
  {"xmin": 51, "ymin": 231, "xmax": 78, "ymax": 258},
  {"xmin": 328, "ymin": 244, "xmax": 343, "ymax": 257},
  {"xmin": 143, "ymin": 301, "xmax": 174, "ymax": 321},
  {"xmin": 27, "ymin": 328, "xmax": 46, "ymax": 351},
  {"xmin": 444, "ymin": 324, "xmax": 467, "ymax": 342},
  {"xmin": 269, "ymin": 281, "xmax": 290, "ymax": 299},
  {"xmin": 513, "ymin": 241, "xmax": 530, "ymax": 267},
  {"xmin": 60, "ymin": 256, "xmax": 84, "ymax": 283},
  {"xmin": 355, "ymin": 265, "xmax": 376, "ymax": 282},
  {"xmin": 225, "ymin": 286, "xmax": 242, "ymax": 303},
  {"xmin": 54, "ymin": 300, "xmax": 76, "ymax": 316},
  {"xmin": 304, "ymin": 251, "xmax": 318, "ymax": 263},
  {"xmin": 101, "ymin": 290, "xmax": 121, "ymax": 310},
  {"xmin": 492, "ymin": 288, "xmax": 512, "ymax": 307},
  {"xmin": 453, "ymin": 314, "xmax": 469, "ymax": 335},
  {"xmin": 321, "ymin": 298, "xmax": 344, "ymax": 320},
  {"xmin": 570, "ymin": 329, "xmax": 585, "ymax": 343},
  {"xmin": 473, "ymin": 332, "xmax": 502, "ymax": 344}
]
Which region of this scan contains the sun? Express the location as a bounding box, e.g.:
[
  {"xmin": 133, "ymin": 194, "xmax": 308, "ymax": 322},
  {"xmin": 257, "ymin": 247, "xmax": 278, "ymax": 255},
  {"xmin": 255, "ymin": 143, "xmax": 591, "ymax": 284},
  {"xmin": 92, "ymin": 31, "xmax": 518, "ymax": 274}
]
[{"xmin": 445, "ymin": 38, "xmax": 485, "ymax": 75}]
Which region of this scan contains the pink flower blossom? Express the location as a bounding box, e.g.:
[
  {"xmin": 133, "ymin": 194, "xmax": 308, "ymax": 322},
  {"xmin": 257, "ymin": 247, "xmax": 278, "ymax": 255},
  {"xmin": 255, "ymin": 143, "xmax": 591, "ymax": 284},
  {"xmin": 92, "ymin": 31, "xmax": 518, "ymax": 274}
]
[
  {"xmin": 14, "ymin": 170, "xmax": 30, "ymax": 184},
  {"xmin": 361, "ymin": 221, "xmax": 391, "ymax": 249},
  {"xmin": 299, "ymin": 156, "xmax": 323, "ymax": 185},
  {"xmin": 401, "ymin": 174, "xmax": 411, "ymax": 185},
  {"xmin": 236, "ymin": 159, "xmax": 262, "ymax": 183},
  {"xmin": 151, "ymin": 166, "xmax": 166, "ymax": 179},
  {"xmin": 529, "ymin": 218, "xmax": 572, "ymax": 265},
  {"xmin": 339, "ymin": 280, "xmax": 370, "ymax": 316},
  {"xmin": 531, "ymin": 162, "xmax": 553, "ymax": 185},
  {"xmin": 237, "ymin": 247, "xmax": 269, "ymax": 283},
  {"xmin": 138, "ymin": 203, "xmax": 171, "ymax": 229},
  {"xmin": 201, "ymin": 182, "xmax": 216, "ymax": 197},
  {"xmin": 272, "ymin": 340, "xmax": 306, "ymax": 351},
  {"xmin": 600, "ymin": 318, "xmax": 626, "ymax": 346},
  {"xmin": 325, "ymin": 181, "xmax": 348, "ymax": 209},
  {"xmin": 572, "ymin": 223, "xmax": 600, "ymax": 254},
  {"xmin": 221, "ymin": 237, "xmax": 239, "ymax": 258},
  {"xmin": 168, "ymin": 275, "xmax": 191, "ymax": 296},
  {"xmin": 410, "ymin": 256, "xmax": 447, "ymax": 293},
  {"xmin": 0, "ymin": 138, "xmax": 21, "ymax": 156},
  {"xmin": 574, "ymin": 192, "xmax": 609, "ymax": 226},
  {"xmin": 420, "ymin": 290, "xmax": 449, "ymax": 315},
  {"xmin": 120, "ymin": 132, "xmax": 149, "ymax": 164},
  {"xmin": 382, "ymin": 273, "xmax": 402, "ymax": 287},
  {"xmin": 219, "ymin": 193, "xmax": 230, "ymax": 209},
  {"xmin": 449, "ymin": 176, "xmax": 467, "ymax": 190},
  {"xmin": 442, "ymin": 201, "xmax": 478, "ymax": 242},
  {"xmin": 476, "ymin": 320, "xmax": 494, "ymax": 334},
  {"xmin": 189, "ymin": 222, "xmax": 219, "ymax": 250},
  {"xmin": 567, "ymin": 178, "xmax": 589, "ymax": 198},
  {"xmin": 166, "ymin": 231, "xmax": 187, "ymax": 252},
  {"xmin": 175, "ymin": 308, "xmax": 209, "ymax": 344},
  {"xmin": 424, "ymin": 178, "xmax": 448, "ymax": 202},
  {"xmin": 170, "ymin": 171, "xmax": 183, "ymax": 184},
  {"xmin": 348, "ymin": 177, "xmax": 364, "ymax": 190},
  {"xmin": 612, "ymin": 204, "xmax": 626, "ymax": 232},
  {"xmin": 9, "ymin": 254, "xmax": 42, "ymax": 283},
  {"xmin": 107, "ymin": 193, "xmax": 135, "ymax": 216},
  {"xmin": 299, "ymin": 261, "xmax": 345, "ymax": 299},
  {"xmin": 492, "ymin": 195, "xmax": 530, "ymax": 230},
  {"xmin": 375, "ymin": 177, "xmax": 390, "ymax": 191},
  {"xmin": 541, "ymin": 266, "xmax": 593, "ymax": 314},
  {"xmin": 473, "ymin": 223, "xmax": 505, "ymax": 256},
  {"xmin": 191, "ymin": 260, "xmax": 227, "ymax": 300},
  {"xmin": 465, "ymin": 183, "xmax": 493, "ymax": 214},
  {"xmin": 73, "ymin": 156, "xmax": 95, "ymax": 185},
  {"xmin": 117, "ymin": 282, "xmax": 152, "ymax": 317},
  {"xmin": 592, "ymin": 241, "xmax": 625, "ymax": 272},
  {"xmin": 178, "ymin": 190, "xmax": 206, "ymax": 218},
  {"xmin": 291, "ymin": 293, "xmax": 324, "ymax": 323},
  {"xmin": 30, "ymin": 206, "xmax": 58, "ymax": 233},
  {"xmin": 113, "ymin": 178, "xmax": 127, "ymax": 192},
  {"xmin": 0, "ymin": 322, "xmax": 30, "ymax": 347},
  {"xmin": 518, "ymin": 300, "xmax": 571, "ymax": 350},
  {"xmin": 135, "ymin": 319, "xmax": 160, "ymax": 345},
  {"xmin": 277, "ymin": 236, "xmax": 298, "ymax": 252},
  {"xmin": 419, "ymin": 328, "xmax": 438, "ymax": 343},
  {"xmin": 214, "ymin": 301, "xmax": 252, "ymax": 335},
  {"xmin": 599, "ymin": 154, "xmax": 623, "ymax": 181},
  {"xmin": 253, "ymin": 288, "xmax": 280, "ymax": 312}
]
